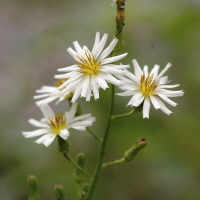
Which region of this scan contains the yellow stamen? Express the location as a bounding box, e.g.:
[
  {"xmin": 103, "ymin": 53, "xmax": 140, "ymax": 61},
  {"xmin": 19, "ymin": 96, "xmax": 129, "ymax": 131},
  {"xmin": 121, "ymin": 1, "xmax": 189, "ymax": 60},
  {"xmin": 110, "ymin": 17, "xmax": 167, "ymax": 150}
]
[
  {"xmin": 140, "ymin": 73, "xmax": 159, "ymax": 96},
  {"xmin": 48, "ymin": 113, "xmax": 67, "ymax": 134},
  {"xmin": 76, "ymin": 50, "xmax": 100, "ymax": 75}
]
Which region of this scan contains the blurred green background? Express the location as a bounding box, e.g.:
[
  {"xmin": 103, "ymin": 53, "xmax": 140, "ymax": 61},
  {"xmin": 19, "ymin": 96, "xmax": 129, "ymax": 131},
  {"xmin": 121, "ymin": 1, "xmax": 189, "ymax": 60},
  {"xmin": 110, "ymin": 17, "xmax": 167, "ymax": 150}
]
[{"xmin": 1, "ymin": 0, "xmax": 200, "ymax": 199}]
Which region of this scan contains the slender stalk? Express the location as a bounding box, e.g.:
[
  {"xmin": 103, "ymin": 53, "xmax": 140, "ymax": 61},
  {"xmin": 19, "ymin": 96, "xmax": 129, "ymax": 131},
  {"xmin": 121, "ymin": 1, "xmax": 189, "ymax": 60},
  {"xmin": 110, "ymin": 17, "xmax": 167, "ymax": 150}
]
[
  {"xmin": 111, "ymin": 108, "xmax": 137, "ymax": 120},
  {"xmin": 63, "ymin": 154, "xmax": 91, "ymax": 178},
  {"xmin": 86, "ymin": 127, "xmax": 103, "ymax": 142},
  {"xmin": 88, "ymin": 2, "xmax": 126, "ymax": 199},
  {"xmin": 102, "ymin": 158, "xmax": 125, "ymax": 168},
  {"xmin": 87, "ymin": 85, "xmax": 115, "ymax": 200}
]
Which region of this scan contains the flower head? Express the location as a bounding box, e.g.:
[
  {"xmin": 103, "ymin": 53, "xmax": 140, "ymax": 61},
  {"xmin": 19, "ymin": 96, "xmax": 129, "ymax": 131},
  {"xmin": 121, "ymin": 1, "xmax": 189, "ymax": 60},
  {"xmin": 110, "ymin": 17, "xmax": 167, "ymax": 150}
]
[
  {"xmin": 34, "ymin": 79, "xmax": 74, "ymax": 105},
  {"xmin": 54, "ymin": 32, "xmax": 129, "ymax": 102},
  {"xmin": 22, "ymin": 103, "xmax": 95, "ymax": 147},
  {"xmin": 117, "ymin": 59, "xmax": 184, "ymax": 118}
]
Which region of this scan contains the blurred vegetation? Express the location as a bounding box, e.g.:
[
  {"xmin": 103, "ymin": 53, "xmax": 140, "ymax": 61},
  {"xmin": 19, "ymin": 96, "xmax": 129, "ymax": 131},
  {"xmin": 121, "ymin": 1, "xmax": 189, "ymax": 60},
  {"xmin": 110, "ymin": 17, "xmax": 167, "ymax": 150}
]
[{"xmin": 0, "ymin": 0, "xmax": 200, "ymax": 199}]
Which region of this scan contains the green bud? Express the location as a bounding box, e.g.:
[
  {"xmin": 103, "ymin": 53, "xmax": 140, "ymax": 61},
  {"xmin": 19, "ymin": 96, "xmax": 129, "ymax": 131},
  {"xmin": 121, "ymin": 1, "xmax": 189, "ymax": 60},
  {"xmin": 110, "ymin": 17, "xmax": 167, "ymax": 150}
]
[
  {"xmin": 82, "ymin": 182, "xmax": 89, "ymax": 193},
  {"xmin": 124, "ymin": 138, "xmax": 147, "ymax": 161},
  {"xmin": 73, "ymin": 153, "xmax": 86, "ymax": 184},
  {"xmin": 76, "ymin": 153, "xmax": 86, "ymax": 169},
  {"xmin": 27, "ymin": 175, "xmax": 40, "ymax": 200},
  {"xmin": 58, "ymin": 136, "xmax": 69, "ymax": 154},
  {"xmin": 54, "ymin": 184, "xmax": 66, "ymax": 200}
]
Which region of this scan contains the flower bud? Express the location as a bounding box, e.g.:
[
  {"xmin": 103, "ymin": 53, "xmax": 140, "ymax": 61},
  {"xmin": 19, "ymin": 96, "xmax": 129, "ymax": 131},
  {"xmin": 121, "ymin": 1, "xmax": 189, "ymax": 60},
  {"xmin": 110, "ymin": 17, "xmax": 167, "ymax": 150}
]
[
  {"xmin": 54, "ymin": 184, "xmax": 66, "ymax": 200},
  {"xmin": 27, "ymin": 175, "xmax": 40, "ymax": 200},
  {"xmin": 76, "ymin": 153, "xmax": 86, "ymax": 169},
  {"xmin": 82, "ymin": 182, "xmax": 89, "ymax": 192},
  {"xmin": 73, "ymin": 153, "xmax": 86, "ymax": 184},
  {"xmin": 124, "ymin": 138, "xmax": 147, "ymax": 161}
]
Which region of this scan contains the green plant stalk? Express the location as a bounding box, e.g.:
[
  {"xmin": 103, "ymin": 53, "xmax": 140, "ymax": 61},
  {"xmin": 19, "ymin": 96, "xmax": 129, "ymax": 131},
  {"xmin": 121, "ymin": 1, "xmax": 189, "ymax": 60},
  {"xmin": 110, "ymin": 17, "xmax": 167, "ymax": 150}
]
[
  {"xmin": 111, "ymin": 108, "xmax": 137, "ymax": 119},
  {"xmin": 102, "ymin": 138, "xmax": 147, "ymax": 168},
  {"xmin": 87, "ymin": 2, "xmax": 126, "ymax": 199},
  {"xmin": 86, "ymin": 127, "xmax": 103, "ymax": 142},
  {"xmin": 102, "ymin": 158, "xmax": 126, "ymax": 168},
  {"xmin": 87, "ymin": 84, "xmax": 115, "ymax": 200},
  {"xmin": 64, "ymin": 153, "xmax": 91, "ymax": 178}
]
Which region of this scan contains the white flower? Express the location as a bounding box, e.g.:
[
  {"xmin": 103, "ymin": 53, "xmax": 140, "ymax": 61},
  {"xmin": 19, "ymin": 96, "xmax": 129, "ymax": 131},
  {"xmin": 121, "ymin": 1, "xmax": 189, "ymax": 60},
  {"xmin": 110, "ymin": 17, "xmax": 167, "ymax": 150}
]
[
  {"xmin": 33, "ymin": 79, "xmax": 74, "ymax": 105},
  {"xmin": 117, "ymin": 59, "xmax": 184, "ymax": 118},
  {"xmin": 54, "ymin": 32, "xmax": 129, "ymax": 103},
  {"xmin": 22, "ymin": 103, "xmax": 95, "ymax": 147}
]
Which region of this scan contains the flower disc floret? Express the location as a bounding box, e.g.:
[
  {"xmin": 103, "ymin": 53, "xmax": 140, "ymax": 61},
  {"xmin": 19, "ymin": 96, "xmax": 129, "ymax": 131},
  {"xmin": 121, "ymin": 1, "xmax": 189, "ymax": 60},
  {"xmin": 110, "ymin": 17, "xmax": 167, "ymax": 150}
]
[
  {"xmin": 77, "ymin": 50, "xmax": 100, "ymax": 75},
  {"xmin": 48, "ymin": 113, "xmax": 67, "ymax": 134}
]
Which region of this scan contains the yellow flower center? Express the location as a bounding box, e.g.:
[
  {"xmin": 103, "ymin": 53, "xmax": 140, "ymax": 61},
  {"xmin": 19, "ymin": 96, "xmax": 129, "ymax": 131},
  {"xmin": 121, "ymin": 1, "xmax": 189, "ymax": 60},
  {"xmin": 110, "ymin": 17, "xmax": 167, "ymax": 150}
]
[
  {"xmin": 76, "ymin": 50, "xmax": 100, "ymax": 75},
  {"xmin": 140, "ymin": 73, "xmax": 159, "ymax": 96},
  {"xmin": 54, "ymin": 78, "xmax": 69, "ymax": 87},
  {"xmin": 48, "ymin": 113, "xmax": 67, "ymax": 134}
]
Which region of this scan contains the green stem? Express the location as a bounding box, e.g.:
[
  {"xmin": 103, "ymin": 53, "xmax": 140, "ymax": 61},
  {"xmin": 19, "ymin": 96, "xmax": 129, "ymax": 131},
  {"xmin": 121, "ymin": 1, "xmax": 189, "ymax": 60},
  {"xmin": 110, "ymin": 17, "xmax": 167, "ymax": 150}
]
[
  {"xmin": 86, "ymin": 127, "xmax": 103, "ymax": 142},
  {"xmin": 102, "ymin": 158, "xmax": 126, "ymax": 168},
  {"xmin": 63, "ymin": 154, "xmax": 91, "ymax": 178},
  {"xmin": 87, "ymin": 85, "xmax": 115, "ymax": 200},
  {"xmin": 111, "ymin": 108, "xmax": 137, "ymax": 120}
]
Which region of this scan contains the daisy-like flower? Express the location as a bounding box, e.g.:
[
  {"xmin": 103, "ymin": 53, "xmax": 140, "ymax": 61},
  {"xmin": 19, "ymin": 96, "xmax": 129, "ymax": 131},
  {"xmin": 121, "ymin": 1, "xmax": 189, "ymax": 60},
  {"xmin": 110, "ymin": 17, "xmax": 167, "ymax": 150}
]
[
  {"xmin": 34, "ymin": 79, "xmax": 73, "ymax": 105},
  {"xmin": 22, "ymin": 103, "xmax": 95, "ymax": 147},
  {"xmin": 54, "ymin": 32, "xmax": 129, "ymax": 103},
  {"xmin": 117, "ymin": 59, "xmax": 184, "ymax": 118}
]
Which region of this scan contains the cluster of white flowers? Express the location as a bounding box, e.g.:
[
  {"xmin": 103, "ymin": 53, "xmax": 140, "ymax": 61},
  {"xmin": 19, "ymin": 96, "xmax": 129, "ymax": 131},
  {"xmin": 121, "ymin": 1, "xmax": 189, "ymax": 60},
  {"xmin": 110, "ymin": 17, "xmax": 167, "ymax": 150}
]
[{"xmin": 23, "ymin": 32, "xmax": 183, "ymax": 146}]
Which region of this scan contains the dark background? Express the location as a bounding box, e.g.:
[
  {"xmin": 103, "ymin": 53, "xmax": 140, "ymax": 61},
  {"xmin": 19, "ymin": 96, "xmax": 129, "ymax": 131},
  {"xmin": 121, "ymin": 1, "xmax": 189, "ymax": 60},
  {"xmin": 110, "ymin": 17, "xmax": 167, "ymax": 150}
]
[{"xmin": 1, "ymin": 0, "xmax": 200, "ymax": 199}]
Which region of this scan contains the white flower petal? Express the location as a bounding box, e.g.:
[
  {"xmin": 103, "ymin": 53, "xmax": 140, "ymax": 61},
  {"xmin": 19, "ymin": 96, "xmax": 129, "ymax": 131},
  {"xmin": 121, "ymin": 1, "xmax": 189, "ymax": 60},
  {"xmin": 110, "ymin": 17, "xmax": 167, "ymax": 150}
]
[
  {"xmin": 43, "ymin": 135, "xmax": 57, "ymax": 147},
  {"xmin": 68, "ymin": 102, "xmax": 78, "ymax": 121},
  {"xmin": 28, "ymin": 119, "xmax": 48, "ymax": 128},
  {"xmin": 73, "ymin": 41, "xmax": 84, "ymax": 57},
  {"xmin": 149, "ymin": 95, "xmax": 160, "ymax": 109},
  {"xmin": 155, "ymin": 97, "xmax": 172, "ymax": 115},
  {"xmin": 91, "ymin": 76, "xmax": 99, "ymax": 100},
  {"xmin": 71, "ymin": 82, "xmax": 83, "ymax": 103},
  {"xmin": 34, "ymin": 94, "xmax": 49, "ymax": 99},
  {"xmin": 39, "ymin": 104, "xmax": 54, "ymax": 119},
  {"xmin": 96, "ymin": 74, "xmax": 109, "ymax": 90},
  {"xmin": 66, "ymin": 47, "xmax": 78, "ymax": 61},
  {"xmin": 104, "ymin": 74, "xmax": 121, "ymax": 86},
  {"xmin": 127, "ymin": 92, "xmax": 144, "ymax": 106},
  {"xmin": 156, "ymin": 63, "xmax": 171, "ymax": 81},
  {"xmin": 101, "ymin": 53, "xmax": 127, "ymax": 65},
  {"xmin": 92, "ymin": 32, "xmax": 100, "ymax": 55},
  {"xmin": 150, "ymin": 64, "xmax": 160, "ymax": 77},
  {"xmin": 59, "ymin": 129, "xmax": 70, "ymax": 140},
  {"xmin": 81, "ymin": 76, "xmax": 90, "ymax": 97},
  {"xmin": 157, "ymin": 93, "xmax": 177, "ymax": 107},
  {"xmin": 132, "ymin": 59, "xmax": 143, "ymax": 79},
  {"xmin": 57, "ymin": 65, "xmax": 78, "ymax": 72},
  {"xmin": 35, "ymin": 133, "xmax": 53, "ymax": 144},
  {"xmin": 94, "ymin": 33, "xmax": 108, "ymax": 58},
  {"xmin": 35, "ymin": 96, "xmax": 59, "ymax": 106},
  {"xmin": 22, "ymin": 129, "xmax": 50, "ymax": 138},
  {"xmin": 98, "ymin": 38, "xmax": 118, "ymax": 61},
  {"xmin": 143, "ymin": 98, "xmax": 151, "ymax": 119}
]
